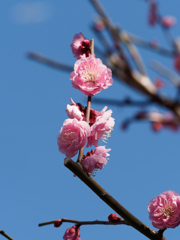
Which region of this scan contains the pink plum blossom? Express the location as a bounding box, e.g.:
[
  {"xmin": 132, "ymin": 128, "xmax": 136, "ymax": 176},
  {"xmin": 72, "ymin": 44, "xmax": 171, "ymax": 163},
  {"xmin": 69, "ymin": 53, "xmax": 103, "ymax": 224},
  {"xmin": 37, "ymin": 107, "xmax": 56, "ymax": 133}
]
[
  {"xmin": 57, "ymin": 119, "xmax": 90, "ymax": 158},
  {"xmin": 161, "ymin": 16, "xmax": 176, "ymax": 28},
  {"xmin": 63, "ymin": 225, "xmax": 81, "ymax": 240},
  {"xmin": 87, "ymin": 106, "xmax": 115, "ymax": 147},
  {"xmin": 70, "ymin": 33, "xmax": 90, "ymax": 59},
  {"xmin": 174, "ymin": 54, "xmax": 180, "ymax": 73},
  {"xmin": 70, "ymin": 55, "xmax": 113, "ymax": 96},
  {"xmin": 66, "ymin": 103, "xmax": 85, "ymax": 121},
  {"xmin": 148, "ymin": 190, "xmax": 180, "ymax": 229},
  {"xmin": 82, "ymin": 146, "xmax": 111, "ymax": 174},
  {"xmin": 65, "ymin": 100, "xmax": 100, "ymax": 123},
  {"xmin": 148, "ymin": 1, "xmax": 157, "ymax": 26},
  {"xmin": 108, "ymin": 213, "xmax": 122, "ymax": 223}
]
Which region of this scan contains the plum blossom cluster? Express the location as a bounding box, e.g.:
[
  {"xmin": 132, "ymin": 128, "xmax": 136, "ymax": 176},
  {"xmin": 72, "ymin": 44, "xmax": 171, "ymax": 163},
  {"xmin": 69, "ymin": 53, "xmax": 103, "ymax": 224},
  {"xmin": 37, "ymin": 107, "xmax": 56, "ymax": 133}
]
[
  {"xmin": 56, "ymin": 33, "xmax": 114, "ymax": 239},
  {"xmin": 58, "ymin": 33, "xmax": 114, "ymax": 177},
  {"xmin": 148, "ymin": 190, "xmax": 180, "ymax": 229},
  {"xmin": 58, "ymin": 101, "xmax": 114, "ymax": 174}
]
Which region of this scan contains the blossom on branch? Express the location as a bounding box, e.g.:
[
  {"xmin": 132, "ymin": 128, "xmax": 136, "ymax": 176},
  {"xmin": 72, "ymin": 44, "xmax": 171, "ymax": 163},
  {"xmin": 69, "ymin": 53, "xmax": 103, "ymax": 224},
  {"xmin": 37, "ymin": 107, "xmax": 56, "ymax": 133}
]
[
  {"xmin": 87, "ymin": 106, "xmax": 115, "ymax": 147},
  {"xmin": 148, "ymin": 190, "xmax": 180, "ymax": 229},
  {"xmin": 82, "ymin": 146, "xmax": 111, "ymax": 174},
  {"xmin": 63, "ymin": 225, "xmax": 81, "ymax": 240},
  {"xmin": 148, "ymin": 1, "xmax": 157, "ymax": 26},
  {"xmin": 108, "ymin": 213, "xmax": 122, "ymax": 223},
  {"xmin": 66, "ymin": 102, "xmax": 85, "ymax": 121},
  {"xmin": 161, "ymin": 16, "xmax": 176, "ymax": 28},
  {"xmin": 57, "ymin": 119, "xmax": 90, "ymax": 158},
  {"xmin": 70, "ymin": 33, "xmax": 91, "ymax": 59},
  {"xmin": 174, "ymin": 54, "xmax": 180, "ymax": 73},
  {"xmin": 54, "ymin": 219, "xmax": 62, "ymax": 227},
  {"xmin": 70, "ymin": 55, "xmax": 113, "ymax": 96},
  {"xmin": 65, "ymin": 100, "xmax": 100, "ymax": 123}
]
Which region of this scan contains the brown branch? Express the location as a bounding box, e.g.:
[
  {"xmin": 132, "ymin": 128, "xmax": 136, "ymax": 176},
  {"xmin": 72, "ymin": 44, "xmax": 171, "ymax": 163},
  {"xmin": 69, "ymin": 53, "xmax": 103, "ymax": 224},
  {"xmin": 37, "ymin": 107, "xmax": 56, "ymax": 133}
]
[
  {"xmin": 39, "ymin": 218, "xmax": 127, "ymax": 227},
  {"xmin": 77, "ymin": 40, "xmax": 94, "ymax": 163},
  {"xmin": 128, "ymin": 33, "xmax": 175, "ymax": 57},
  {"xmin": 27, "ymin": 52, "xmax": 74, "ymax": 72},
  {"xmin": 92, "ymin": 97, "xmax": 153, "ymax": 107},
  {"xmin": 150, "ymin": 61, "xmax": 180, "ymax": 87},
  {"xmin": 119, "ymin": 31, "xmax": 147, "ymax": 76},
  {"xmin": 64, "ymin": 158, "xmax": 166, "ymax": 240},
  {"xmin": 0, "ymin": 230, "xmax": 14, "ymax": 240}
]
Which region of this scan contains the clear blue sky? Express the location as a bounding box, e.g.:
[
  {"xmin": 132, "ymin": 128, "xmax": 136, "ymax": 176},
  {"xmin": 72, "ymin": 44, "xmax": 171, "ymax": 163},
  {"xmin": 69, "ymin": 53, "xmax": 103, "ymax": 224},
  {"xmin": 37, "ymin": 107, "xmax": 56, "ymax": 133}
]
[{"xmin": 1, "ymin": 0, "xmax": 180, "ymax": 240}]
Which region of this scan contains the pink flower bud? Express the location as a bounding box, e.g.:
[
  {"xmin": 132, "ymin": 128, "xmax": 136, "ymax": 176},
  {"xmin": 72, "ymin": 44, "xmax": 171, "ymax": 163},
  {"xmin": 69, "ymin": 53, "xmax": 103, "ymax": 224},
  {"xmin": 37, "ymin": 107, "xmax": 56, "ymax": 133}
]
[
  {"xmin": 87, "ymin": 106, "xmax": 115, "ymax": 147},
  {"xmin": 54, "ymin": 219, "xmax": 62, "ymax": 227},
  {"xmin": 70, "ymin": 56, "xmax": 113, "ymax": 96},
  {"xmin": 63, "ymin": 225, "xmax": 81, "ymax": 240},
  {"xmin": 57, "ymin": 119, "xmax": 90, "ymax": 158},
  {"xmin": 152, "ymin": 121, "xmax": 163, "ymax": 132},
  {"xmin": 148, "ymin": 1, "xmax": 157, "ymax": 26},
  {"xmin": 108, "ymin": 213, "xmax": 122, "ymax": 223},
  {"xmin": 174, "ymin": 54, "xmax": 180, "ymax": 73},
  {"xmin": 82, "ymin": 146, "xmax": 111, "ymax": 175},
  {"xmin": 161, "ymin": 16, "xmax": 176, "ymax": 28},
  {"xmin": 148, "ymin": 190, "xmax": 180, "ymax": 229},
  {"xmin": 66, "ymin": 103, "xmax": 85, "ymax": 121},
  {"xmin": 70, "ymin": 33, "xmax": 90, "ymax": 59}
]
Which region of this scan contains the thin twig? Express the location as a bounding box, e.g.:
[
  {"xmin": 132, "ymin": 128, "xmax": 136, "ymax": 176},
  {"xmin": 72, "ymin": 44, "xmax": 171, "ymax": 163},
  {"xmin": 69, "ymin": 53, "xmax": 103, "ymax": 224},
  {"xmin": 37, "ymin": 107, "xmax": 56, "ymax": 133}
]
[
  {"xmin": 64, "ymin": 158, "xmax": 166, "ymax": 240},
  {"xmin": 120, "ymin": 31, "xmax": 147, "ymax": 76},
  {"xmin": 128, "ymin": 33, "xmax": 175, "ymax": 57},
  {"xmin": 39, "ymin": 218, "xmax": 127, "ymax": 227},
  {"xmin": 92, "ymin": 97, "xmax": 153, "ymax": 106},
  {"xmin": 27, "ymin": 52, "xmax": 74, "ymax": 72},
  {"xmin": 150, "ymin": 60, "xmax": 180, "ymax": 87},
  {"xmin": 91, "ymin": 26, "xmax": 112, "ymax": 54},
  {"xmin": 0, "ymin": 230, "xmax": 14, "ymax": 240}
]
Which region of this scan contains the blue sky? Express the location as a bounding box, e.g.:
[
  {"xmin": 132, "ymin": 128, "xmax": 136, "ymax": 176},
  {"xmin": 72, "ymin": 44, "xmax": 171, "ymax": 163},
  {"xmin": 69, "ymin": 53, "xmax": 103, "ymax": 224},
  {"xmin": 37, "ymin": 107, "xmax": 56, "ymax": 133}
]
[{"xmin": 1, "ymin": 0, "xmax": 180, "ymax": 240}]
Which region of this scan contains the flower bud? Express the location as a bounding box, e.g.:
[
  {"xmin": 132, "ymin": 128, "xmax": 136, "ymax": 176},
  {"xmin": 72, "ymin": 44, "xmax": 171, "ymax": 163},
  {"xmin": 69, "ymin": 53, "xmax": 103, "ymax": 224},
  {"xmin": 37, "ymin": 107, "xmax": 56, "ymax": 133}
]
[
  {"xmin": 108, "ymin": 213, "xmax": 122, "ymax": 223},
  {"xmin": 54, "ymin": 219, "xmax": 62, "ymax": 228}
]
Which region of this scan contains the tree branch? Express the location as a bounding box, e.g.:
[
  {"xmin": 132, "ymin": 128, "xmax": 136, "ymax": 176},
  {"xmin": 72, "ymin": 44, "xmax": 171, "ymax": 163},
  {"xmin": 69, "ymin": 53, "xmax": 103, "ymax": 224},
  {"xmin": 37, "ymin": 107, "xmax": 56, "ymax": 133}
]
[
  {"xmin": 0, "ymin": 230, "xmax": 14, "ymax": 240},
  {"xmin": 64, "ymin": 158, "xmax": 166, "ymax": 240},
  {"xmin": 27, "ymin": 52, "xmax": 73, "ymax": 72},
  {"xmin": 39, "ymin": 218, "xmax": 127, "ymax": 227}
]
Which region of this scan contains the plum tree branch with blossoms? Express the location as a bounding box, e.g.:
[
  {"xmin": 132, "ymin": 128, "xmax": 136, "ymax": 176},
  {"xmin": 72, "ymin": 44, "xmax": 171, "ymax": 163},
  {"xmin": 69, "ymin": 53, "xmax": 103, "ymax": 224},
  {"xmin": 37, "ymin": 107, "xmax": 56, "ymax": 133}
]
[
  {"xmin": 64, "ymin": 157, "xmax": 166, "ymax": 240},
  {"xmin": 28, "ymin": 0, "xmax": 180, "ymax": 131},
  {"xmin": 22, "ymin": 1, "xmax": 180, "ymax": 240},
  {"xmin": 36, "ymin": 29, "xmax": 180, "ymax": 240}
]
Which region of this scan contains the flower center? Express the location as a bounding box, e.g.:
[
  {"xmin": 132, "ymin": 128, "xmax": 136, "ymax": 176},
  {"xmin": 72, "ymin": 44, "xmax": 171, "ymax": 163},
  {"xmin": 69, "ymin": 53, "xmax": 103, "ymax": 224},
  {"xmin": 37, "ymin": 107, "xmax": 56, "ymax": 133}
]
[
  {"xmin": 163, "ymin": 206, "xmax": 174, "ymax": 218},
  {"xmin": 61, "ymin": 129, "xmax": 72, "ymax": 144},
  {"xmin": 83, "ymin": 62, "xmax": 100, "ymax": 83}
]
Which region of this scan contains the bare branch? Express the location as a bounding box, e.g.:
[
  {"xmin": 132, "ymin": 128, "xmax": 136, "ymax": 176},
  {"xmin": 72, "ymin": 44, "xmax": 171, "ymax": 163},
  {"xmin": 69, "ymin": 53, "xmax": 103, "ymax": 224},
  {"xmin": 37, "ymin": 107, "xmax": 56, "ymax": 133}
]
[
  {"xmin": 27, "ymin": 52, "xmax": 73, "ymax": 72},
  {"xmin": 92, "ymin": 97, "xmax": 153, "ymax": 107},
  {"xmin": 39, "ymin": 218, "xmax": 127, "ymax": 227},
  {"xmin": 150, "ymin": 60, "xmax": 180, "ymax": 87},
  {"xmin": 128, "ymin": 33, "xmax": 175, "ymax": 57},
  {"xmin": 0, "ymin": 230, "xmax": 14, "ymax": 240}
]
